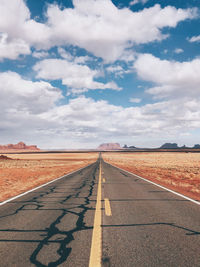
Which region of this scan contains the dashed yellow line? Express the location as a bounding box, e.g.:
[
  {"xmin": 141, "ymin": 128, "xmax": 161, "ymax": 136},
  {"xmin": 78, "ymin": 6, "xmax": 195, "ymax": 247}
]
[
  {"xmin": 104, "ymin": 198, "xmax": 112, "ymax": 216},
  {"xmin": 89, "ymin": 162, "xmax": 102, "ymax": 267}
]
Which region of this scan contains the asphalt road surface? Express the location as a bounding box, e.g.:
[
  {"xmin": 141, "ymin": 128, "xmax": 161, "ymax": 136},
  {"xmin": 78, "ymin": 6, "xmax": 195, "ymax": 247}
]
[{"xmin": 0, "ymin": 156, "xmax": 200, "ymax": 266}]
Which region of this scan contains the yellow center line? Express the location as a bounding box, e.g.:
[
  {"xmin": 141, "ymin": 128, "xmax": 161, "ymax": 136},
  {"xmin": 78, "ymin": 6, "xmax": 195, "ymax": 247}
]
[
  {"xmin": 104, "ymin": 198, "xmax": 112, "ymax": 216},
  {"xmin": 103, "ymin": 178, "xmax": 106, "ymax": 183},
  {"xmin": 89, "ymin": 161, "xmax": 102, "ymax": 267}
]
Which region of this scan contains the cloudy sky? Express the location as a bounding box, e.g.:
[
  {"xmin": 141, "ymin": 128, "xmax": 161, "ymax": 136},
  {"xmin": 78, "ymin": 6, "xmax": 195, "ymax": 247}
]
[{"xmin": 0, "ymin": 0, "xmax": 200, "ymax": 149}]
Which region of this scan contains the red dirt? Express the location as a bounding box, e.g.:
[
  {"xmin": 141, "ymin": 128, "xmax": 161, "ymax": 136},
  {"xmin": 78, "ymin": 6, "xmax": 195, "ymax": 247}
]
[{"xmin": 0, "ymin": 152, "xmax": 98, "ymax": 202}]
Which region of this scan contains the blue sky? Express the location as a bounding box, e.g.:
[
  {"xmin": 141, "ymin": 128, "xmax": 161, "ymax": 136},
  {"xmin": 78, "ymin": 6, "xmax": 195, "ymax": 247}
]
[{"xmin": 0, "ymin": 0, "xmax": 200, "ymax": 148}]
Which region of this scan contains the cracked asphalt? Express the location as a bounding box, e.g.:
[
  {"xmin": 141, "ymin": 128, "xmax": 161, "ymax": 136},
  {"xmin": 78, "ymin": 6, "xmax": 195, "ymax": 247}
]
[
  {"xmin": 0, "ymin": 160, "xmax": 99, "ymax": 266},
  {"xmin": 0, "ymin": 157, "xmax": 200, "ymax": 267}
]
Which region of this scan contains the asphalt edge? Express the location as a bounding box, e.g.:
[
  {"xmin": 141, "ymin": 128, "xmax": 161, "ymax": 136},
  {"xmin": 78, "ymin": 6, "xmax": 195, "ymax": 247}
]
[
  {"xmin": 103, "ymin": 160, "xmax": 200, "ymax": 206},
  {"xmin": 0, "ymin": 161, "xmax": 97, "ymax": 206}
]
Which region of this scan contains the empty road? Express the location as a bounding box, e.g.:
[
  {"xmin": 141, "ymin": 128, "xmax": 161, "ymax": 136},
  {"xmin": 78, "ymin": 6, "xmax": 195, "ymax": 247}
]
[{"xmin": 0, "ymin": 156, "xmax": 200, "ymax": 266}]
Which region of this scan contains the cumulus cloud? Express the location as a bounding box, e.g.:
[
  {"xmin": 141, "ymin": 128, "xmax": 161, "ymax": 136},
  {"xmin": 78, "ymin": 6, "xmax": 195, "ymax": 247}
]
[
  {"xmin": 74, "ymin": 56, "xmax": 93, "ymax": 64},
  {"xmin": 57, "ymin": 47, "xmax": 93, "ymax": 64},
  {"xmin": 0, "ymin": 0, "xmax": 50, "ymax": 58},
  {"xmin": 130, "ymin": 0, "xmax": 148, "ymax": 6},
  {"xmin": 106, "ymin": 65, "xmax": 124, "ymax": 73},
  {"xmin": 0, "ymin": 76, "xmax": 199, "ymax": 148},
  {"xmin": 0, "ymin": 70, "xmax": 65, "ymax": 146},
  {"xmin": 36, "ymin": 96, "xmax": 200, "ymax": 148},
  {"xmin": 34, "ymin": 58, "xmax": 121, "ymax": 93},
  {"xmin": 32, "ymin": 50, "xmax": 49, "ymax": 59},
  {"xmin": 0, "ymin": 33, "xmax": 30, "ymax": 60},
  {"xmin": 174, "ymin": 48, "xmax": 184, "ymax": 54},
  {"xmin": 129, "ymin": 97, "xmax": 141, "ymax": 103},
  {"xmin": 0, "ymin": 0, "xmax": 197, "ymax": 62},
  {"xmin": 0, "ymin": 0, "xmax": 199, "ymax": 148},
  {"xmin": 45, "ymin": 2, "xmax": 196, "ymax": 62},
  {"xmin": 188, "ymin": 35, "xmax": 200, "ymax": 43},
  {"xmin": 106, "ymin": 65, "xmax": 130, "ymax": 77},
  {"xmin": 134, "ymin": 53, "xmax": 200, "ymax": 99},
  {"xmin": 57, "ymin": 47, "xmax": 73, "ymax": 61},
  {"xmin": 0, "ymin": 71, "xmax": 62, "ymax": 114},
  {"xmin": 0, "ymin": 0, "xmax": 50, "ymax": 47}
]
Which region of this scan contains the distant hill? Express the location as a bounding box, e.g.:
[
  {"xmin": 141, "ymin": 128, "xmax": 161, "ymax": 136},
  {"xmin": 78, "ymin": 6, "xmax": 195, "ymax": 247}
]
[
  {"xmin": 123, "ymin": 144, "xmax": 137, "ymax": 149},
  {"xmin": 160, "ymin": 143, "xmax": 179, "ymax": 149},
  {"xmin": 160, "ymin": 143, "xmax": 200, "ymax": 149},
  {"xmin": 122, "ymin": 143, "xmax": 200, "ymax": 150},
  {"xmin": 193, "ymin": 144, "xmax": 200, "ymax": 149},
  {"xmin": 97, "ymin": 143, "xmax": 121, "ymax": 150},
  {"xmin": 0, "ymin": 142, "xmax": 40, "ymax": 151}
]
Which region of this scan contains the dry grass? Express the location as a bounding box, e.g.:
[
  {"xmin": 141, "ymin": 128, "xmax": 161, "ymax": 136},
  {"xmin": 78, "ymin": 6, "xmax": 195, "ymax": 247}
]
[
  {"xmin": 103, "ymin": 152, "xmax": 200, "ymax": 201},
  {"xmin": 0, "ymin": 152, "xmax": 98, "ymax": 202}
]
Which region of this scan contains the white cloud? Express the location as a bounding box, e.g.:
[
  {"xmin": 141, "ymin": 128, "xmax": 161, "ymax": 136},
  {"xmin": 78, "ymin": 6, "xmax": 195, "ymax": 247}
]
[
  {"xmin": 0, "ymin": 0, "xmax": 200, "ymax": 148},
  {"xmin": 188, "ymin": 35, "xmax": 200, "ymax": 43},
  {"xmin": 0, "ymin": 33, "xmax": 30, "ymax": 60},
  {"xmin": 32, "ymin": 50, "xmax": 49, "ymax": 59},
  {"xmin": 0, "ymin": 70, "xmax": 65, "ymax": 147},
  {"xmin": 0, "ymin": 0, "xmax": 30, "ymax": 35},
  {"xmin": 0, "ymin": 0, "xmax": 197, "ymax": 62},
  {"xmin": 37, "ymin": 96, "xmax": 200, "ymax": 148},
  {"xmin": 106, "ymin": 65, "xmax": 124, "ymax": 73},
  {"xmin": 134, "ymin": 53, "xmax": 200, "ymax": 99},
  {"xmin": 119, "ymin": 50, "xmax": 136, "ymax": 62},
  {"xmin": 106, "ymin": 65, "xmax": 129, "ymax": 77},
  {"xmin": 0, "ymin": 71, "xmax": 62, "ymax": 114},
  {"xmin": 57, "ymin": 47, "xmax": 73, "ymax": 61},
  {"xmin": 45, "ymin": 2, "xmax": 196, "ymax": 62},
  {"xmin": 174, "ymin": 48, "xmax": 184, "ymax": 54},
  {"xmin": 74, "ymin": 56, "xmax": 93, "ymax": 64},
  {"xmin": 0, "ymin": 0, "xmax": 50, "ymax": 49},
  {"xmin": 130, "ymin": 0, "xmax": 148, "ymax": 6},
  {"xmin": 34, "ymin": 58, "xmax": 121, "ymax": 93},
  {"xmin": 0, "ymin": 0, "xmax": 50, "ymax": 57},
  {"xmin": 129, "ymin": 97, "xmax": 141, "ymax": 103},
  {"xmin": 57, "ymin": 47, "xmax": 93, "ymax": 64},
  {"xmin": 0, "ymin": 76, "xmax": 199, "ymax": 148}
]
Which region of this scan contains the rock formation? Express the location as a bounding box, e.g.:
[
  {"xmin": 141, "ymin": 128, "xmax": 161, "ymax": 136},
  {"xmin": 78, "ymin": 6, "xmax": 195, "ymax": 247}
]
[
  {"xmin": 97, "ymin": 143, "xmax": 121, "ymax": 150},
  {"xmin": 160, "ymin": 143, "xmax": 200, "ymax": 149},
  {"xmin": 160, "ymin": 143, "xmax": 179, "ymax": 149},
  {"xmin": 123, "ymin": 144, "xmax": 137, "ymax": 149},
  {"xmin": 0, "ymin": 142, "xmax": 40, "ymax": 150}
]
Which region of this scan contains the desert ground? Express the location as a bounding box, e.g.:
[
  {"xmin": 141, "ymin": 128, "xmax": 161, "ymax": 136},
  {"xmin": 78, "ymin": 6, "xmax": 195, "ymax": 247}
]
[
  {"xmin": 103, "ymin": 152, "xmax": 200, "ymax": 201},
  {"xmin": 0, "ymin": 152, "xmax": 98, "ymax": 202}
]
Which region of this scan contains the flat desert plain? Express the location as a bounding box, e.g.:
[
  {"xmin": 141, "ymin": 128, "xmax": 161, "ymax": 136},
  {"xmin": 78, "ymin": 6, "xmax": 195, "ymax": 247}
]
[
  {"xmin": 0, "ymin": 152, "xmax": 98, "ymax": 202},
  {"xmin": 103, "ymin": 152, "xmax": 200, "ymax": 201}
]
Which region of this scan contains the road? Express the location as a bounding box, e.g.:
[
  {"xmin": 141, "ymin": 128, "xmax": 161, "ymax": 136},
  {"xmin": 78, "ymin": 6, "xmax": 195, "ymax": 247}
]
[{"xmin": 0, "ymin": 156, "xmax": 200, "ymax": 266}]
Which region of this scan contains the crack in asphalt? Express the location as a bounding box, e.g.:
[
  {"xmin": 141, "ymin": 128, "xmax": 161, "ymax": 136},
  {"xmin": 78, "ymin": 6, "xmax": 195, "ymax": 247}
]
[
  {"xmin": 30, "ymin": 164, "xmax": 98, "ymax": 266},
  {"xmin": 0, "ymin": 162, "xmax": 99, "ymax": 266},
  {"xmin": 30, "ymin": 163, "xmax": 98, "ymax": 266}
]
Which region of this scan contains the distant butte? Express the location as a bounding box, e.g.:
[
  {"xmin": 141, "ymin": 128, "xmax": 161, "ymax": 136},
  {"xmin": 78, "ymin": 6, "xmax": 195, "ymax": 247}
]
[
  {"xmin": 97, "ymin": 143, "xmax": 121, "ymax": 150},
  {"xmin": 0, "ymin": 142, "xmax": 40, "ymax": 151}
]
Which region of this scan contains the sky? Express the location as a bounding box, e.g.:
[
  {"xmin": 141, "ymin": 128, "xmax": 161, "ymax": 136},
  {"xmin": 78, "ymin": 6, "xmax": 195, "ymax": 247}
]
[{"xmin": 0, "ymin": 0, "xmax": 200, "ymax": 149}]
